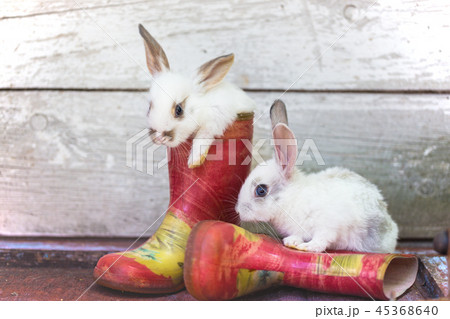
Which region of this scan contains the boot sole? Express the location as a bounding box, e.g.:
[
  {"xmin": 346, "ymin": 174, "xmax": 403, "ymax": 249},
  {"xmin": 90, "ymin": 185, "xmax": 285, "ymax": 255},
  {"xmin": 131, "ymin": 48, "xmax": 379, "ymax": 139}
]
[{"xmin": 93, "ymin": 266, "xmax": 185, "ymax": 295}]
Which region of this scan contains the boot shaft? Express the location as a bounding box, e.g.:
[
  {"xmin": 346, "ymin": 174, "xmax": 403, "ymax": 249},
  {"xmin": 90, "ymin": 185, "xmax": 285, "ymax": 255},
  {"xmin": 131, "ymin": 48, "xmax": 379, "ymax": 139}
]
[{"xmin": 167, "ymin": 113, "xmax": 254, "ymax": 226}]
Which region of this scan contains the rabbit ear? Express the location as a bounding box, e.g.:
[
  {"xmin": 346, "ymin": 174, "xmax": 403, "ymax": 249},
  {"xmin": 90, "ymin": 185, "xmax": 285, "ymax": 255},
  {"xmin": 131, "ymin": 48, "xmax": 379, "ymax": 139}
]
[
  {"xmin": 138, "ymin": 24, "xmax": 170, "ymax": 75},
  {"xmin": 196, "ymin": 53, "xmax": 234, "ymax": 91},
  {"xmin": 273, "ymin": 123, "xmax": 297, "ymax": 179},
  {"xmin": 270, "ymin": 99, "xmax": 288, "ymax": 129}
]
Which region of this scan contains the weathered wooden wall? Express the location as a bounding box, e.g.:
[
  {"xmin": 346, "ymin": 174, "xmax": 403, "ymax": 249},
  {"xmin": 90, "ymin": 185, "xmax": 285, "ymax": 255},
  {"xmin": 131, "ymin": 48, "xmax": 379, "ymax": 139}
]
[{"xmin": 1, "ymin": 0, "xmax": 449, "ymax": 238}]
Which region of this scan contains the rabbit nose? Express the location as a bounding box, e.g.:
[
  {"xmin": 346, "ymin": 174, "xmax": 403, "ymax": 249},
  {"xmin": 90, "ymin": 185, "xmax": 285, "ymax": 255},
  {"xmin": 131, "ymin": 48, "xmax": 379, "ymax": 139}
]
[
  {"xmin": 150, "ymin": 130, "xmax": 164, "ymax": 144},
  {"xmin": 151, "ymin": 130, "xmax": 174, "ymax": 144},
  {"xmin": 162, "ymin": 129, "xmax": 174, "ymax": 141}
]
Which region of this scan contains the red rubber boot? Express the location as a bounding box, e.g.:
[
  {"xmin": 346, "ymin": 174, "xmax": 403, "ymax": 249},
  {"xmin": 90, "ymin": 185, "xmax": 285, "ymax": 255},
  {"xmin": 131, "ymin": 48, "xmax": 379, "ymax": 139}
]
[
  {"xmin": 184, "ymin": 221, "xmax": 418, "ymax": 301},
  {"xmin": 93, "ymin": 113, "xmax": 253, "ymax": 294}
]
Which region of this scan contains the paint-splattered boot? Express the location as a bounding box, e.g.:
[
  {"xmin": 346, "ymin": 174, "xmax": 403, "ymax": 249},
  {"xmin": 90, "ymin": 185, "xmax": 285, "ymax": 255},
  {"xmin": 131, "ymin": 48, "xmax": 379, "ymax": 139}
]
[
  {"xmin": 184, "ymin": 221, "xmax": 418, "ymax": 301},
  {"xmin": 93, "ymin": 113, "xmax": 253, "ymax": 294}
]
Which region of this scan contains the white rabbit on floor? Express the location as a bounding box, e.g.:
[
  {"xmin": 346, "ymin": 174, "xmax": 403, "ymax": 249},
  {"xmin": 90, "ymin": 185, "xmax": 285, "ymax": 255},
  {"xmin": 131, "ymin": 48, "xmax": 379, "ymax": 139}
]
[
  {"xmin": 236, "ymin": 100, "xmax": 398, "ymax": 253},
  {"xmin": 139, "ymin": 24, "xmax": 255, "ymax": 168}
]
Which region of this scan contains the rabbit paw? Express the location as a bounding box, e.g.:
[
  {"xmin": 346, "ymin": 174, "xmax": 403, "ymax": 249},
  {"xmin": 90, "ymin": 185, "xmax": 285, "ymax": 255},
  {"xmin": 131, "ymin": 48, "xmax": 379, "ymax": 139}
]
[
  {"xmin": 283, "ymin": 235, "xmax": 305, "ymax": 250},
  {"xmin": 294, "ymin": 241, "xmax": 327, "ymax": 253},
  {"xmin": 188, "ymin": 148, "xmax": 209, "ymax": 169}
]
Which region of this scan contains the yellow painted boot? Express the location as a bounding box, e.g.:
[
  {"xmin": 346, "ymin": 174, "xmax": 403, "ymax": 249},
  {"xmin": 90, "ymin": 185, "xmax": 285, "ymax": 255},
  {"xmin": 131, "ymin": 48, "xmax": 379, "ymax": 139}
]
[{"xmin": 93, "ymin": 113, "xmax": 253, "ymax": 293}]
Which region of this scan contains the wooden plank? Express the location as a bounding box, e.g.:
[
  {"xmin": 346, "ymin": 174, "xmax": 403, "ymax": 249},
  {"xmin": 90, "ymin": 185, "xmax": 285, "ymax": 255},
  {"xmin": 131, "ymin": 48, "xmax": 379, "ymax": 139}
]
[
  {"xmin": 1, "ymin": 0, "xmax": 450, "ymax": 90},
  {"xmin": 0, "ymin": 239, "xmax": 444, "ymax": 300},
  {"xmin": 0, "ymin": 0, "xmax": 126, "ymax": 18},
  {"xmin": 0, "ymin": 90, "xmax": 169, "ymax": 237},
  {"xmin": 0, "ymin": 266, "xmax": 430, "ymax": 301},
  {"xmin": 395, "ymin": 241, "xmax": 439, "ymax": 256},
  {"xmin": 412, "ymin": 258, "xmax": 446, "ymax": 299},
  {"xmin": 0, "ymin": 266, "xmax": 426, "ymax": 300},
  {"xmin": 0, "ymin": 237, "xmax": 145, "ymax": 252},
  {"xmin": 0, "ymin": 266, "xmax": 351, "ymax": 301},
  {"xmin": 0, "ymin": 237, "xmax": 145, "ymax": 268},
  {"xmin": 0, "ymin": 91, "xmax": 448, "ymax": 237},
  {"xmin": 421, "ymin": 256, "xmax": 448, "ymax": 296},
  {"xmin": 0, "ymin": 266, "xmax": 195, "ymax": 301}
]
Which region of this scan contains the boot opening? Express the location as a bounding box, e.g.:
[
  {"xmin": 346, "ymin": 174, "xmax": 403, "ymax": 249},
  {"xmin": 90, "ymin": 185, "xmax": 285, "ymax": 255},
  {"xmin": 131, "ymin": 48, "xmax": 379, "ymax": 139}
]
[{"xmin": 383, "ymin": 256, "xmax": 418, "ymax": 299}]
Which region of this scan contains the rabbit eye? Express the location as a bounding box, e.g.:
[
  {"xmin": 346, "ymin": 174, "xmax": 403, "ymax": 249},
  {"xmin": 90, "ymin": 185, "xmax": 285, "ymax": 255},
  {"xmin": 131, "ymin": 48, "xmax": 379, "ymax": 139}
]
[
  {"xmin": 255, "ymin": 184, "xmax": 268, "ymax": 197},
  {"xmin": 175, "ymin": 104, "xmax": 183, "ymax": 118}
]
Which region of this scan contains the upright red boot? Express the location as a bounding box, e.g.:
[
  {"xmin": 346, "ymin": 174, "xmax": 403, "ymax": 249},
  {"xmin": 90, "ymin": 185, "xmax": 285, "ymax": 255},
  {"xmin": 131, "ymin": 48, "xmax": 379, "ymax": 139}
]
[{"xmin": 93, "ymin": 113, "xmax": 253, "ymax": 294}]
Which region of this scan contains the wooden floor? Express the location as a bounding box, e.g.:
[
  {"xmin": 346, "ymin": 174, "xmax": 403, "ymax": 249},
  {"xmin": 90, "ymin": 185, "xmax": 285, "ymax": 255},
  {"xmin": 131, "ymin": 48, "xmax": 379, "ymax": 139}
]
[{"xmin": 0, "ymin": 238, "xmax": 447, "ymax": 301}]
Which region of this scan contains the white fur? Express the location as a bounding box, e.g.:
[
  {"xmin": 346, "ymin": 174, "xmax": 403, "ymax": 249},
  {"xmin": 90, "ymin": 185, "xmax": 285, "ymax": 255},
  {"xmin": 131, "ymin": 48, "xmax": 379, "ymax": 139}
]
[
  {"xmin": 147, "ymin": 67, "xmax": 255, "ymax": 166},
  {"xmin": 236, "ymin": 132, "xmax": 398, "ymax": 253}
]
